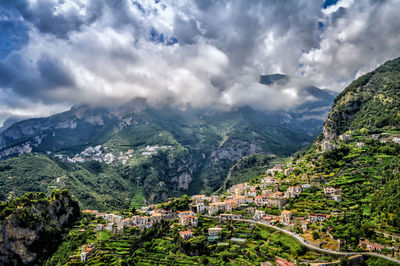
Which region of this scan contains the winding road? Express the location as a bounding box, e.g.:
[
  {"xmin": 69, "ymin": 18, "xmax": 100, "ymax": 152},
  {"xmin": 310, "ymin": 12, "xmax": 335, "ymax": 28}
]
[
  {"xmin": 206, "ymin": 215, "xmax": 400, "ymax": 264},
  {"xmin": 240, "ymin": 218, "xmax": 400, "ymax": 264}
]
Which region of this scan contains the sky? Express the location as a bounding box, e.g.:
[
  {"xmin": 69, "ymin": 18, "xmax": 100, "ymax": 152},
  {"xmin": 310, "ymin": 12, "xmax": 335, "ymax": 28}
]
[{"xmin": 0, "ymin": 0, "xmax": 399, "ymax": 123}]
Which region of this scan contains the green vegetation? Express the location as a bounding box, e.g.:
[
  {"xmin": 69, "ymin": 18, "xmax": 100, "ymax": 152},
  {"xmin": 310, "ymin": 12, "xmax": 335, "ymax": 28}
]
[
  {"xmin": 0, "ymin": 190, "xmax": 80, "ymax": 265},
  {"xmin": 161, "ymin": 195, "xmax": 192, "ymax": 212},
  {"xmin": 45, "ymin": 215, "xmax": 336, "ymax": 265},
  {"xmin": 328, "ymin": 57, "xmax": 400, "ymax": 135},
  {"xmin": 0, "ymin": 154, "xmax": 137, "ymax": 211},
  {"xmin": 223, "ymin": 154, "xmax": 276, "ymax": 190},
  {"xmin": 0, "ymin": 104, "xmax": 316, "ymax": 210},
  {"xmin": 288, "ymin": 134, "xmax": 400, "ymax": 250}
]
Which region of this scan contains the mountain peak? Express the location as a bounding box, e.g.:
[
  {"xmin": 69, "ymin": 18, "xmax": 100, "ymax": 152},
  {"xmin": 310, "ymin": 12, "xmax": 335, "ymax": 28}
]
[{"xmin": 259, "ymin": 74, "xmax": 289, "ymax": 86}]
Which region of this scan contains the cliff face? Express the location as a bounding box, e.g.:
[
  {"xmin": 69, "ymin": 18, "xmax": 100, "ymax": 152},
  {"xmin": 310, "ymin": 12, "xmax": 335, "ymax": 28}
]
[
  {"xmin": 0, "ymin": 190, "xmax": 80, "ymax": 265},
  {"xmin": 320, "ymin": 57, "xmax": 400, "ymax": 151}
]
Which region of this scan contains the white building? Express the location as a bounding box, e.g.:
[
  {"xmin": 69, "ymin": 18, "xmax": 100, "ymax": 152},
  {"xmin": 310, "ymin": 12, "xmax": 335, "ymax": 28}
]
[{"xmin": 254, "ymin": 210, "xmax": 266, "ymax": 220}]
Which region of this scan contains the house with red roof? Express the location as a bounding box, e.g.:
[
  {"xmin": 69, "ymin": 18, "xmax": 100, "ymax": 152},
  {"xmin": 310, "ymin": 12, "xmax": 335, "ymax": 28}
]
[{"xmin": 179, "ymin": 230, "xmax": 193, "ymax": 240}]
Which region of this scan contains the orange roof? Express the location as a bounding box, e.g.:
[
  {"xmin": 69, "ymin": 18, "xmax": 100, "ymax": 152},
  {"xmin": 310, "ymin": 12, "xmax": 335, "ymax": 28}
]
[
  {"xmin": 275, "ymin": 258, "xmax": 294, "ymax": 266},
  {"xmin": 84, "ymin": 247, "xmax": 94, "ymax": 253},
  {"xmin": 192, "ymin": 195, "xmax": 206, "ymax": 198},
  {"xmin": 177, "ymin": 211, "xmax": 193, "ymax": 214},
  {"xmin": 82, "ymin": 210, "xmax": 99, "ymax": 214},
  {"xmin": 180, "ymin": 230, "xmax": 193, "ymax": 234}
]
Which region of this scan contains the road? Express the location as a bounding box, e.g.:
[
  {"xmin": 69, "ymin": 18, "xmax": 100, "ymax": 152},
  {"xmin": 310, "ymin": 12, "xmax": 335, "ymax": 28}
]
[{"xmin": 207, "ymin": 215, "xmax": 400, "ymax": 264}]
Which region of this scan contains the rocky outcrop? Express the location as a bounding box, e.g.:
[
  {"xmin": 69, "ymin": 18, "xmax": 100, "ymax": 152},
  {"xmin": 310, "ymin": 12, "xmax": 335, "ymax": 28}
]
[
  {"xmin": 321, "ymin": 140, "xmax": 336, "ymax": 152},
  {"xmin": 178, "ymin": 173, "xmax": 192, "ymax": 190},
  {"xmin": 211, "ymin": 138, "xmax": 266, "ymax": 161},
  {"xmin": 0, "ymin": 142, "xmax": 33, "ymax": 159},
  {"xmin": 0, "ymin": 190, "xmax": 80, "ymax": 265}
]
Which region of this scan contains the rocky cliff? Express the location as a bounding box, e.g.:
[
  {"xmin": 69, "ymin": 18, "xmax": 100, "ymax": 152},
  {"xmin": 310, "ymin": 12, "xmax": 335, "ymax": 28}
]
[{"xmin": 0, "ymin": 190, "xmax": 80, "ymax": 265}]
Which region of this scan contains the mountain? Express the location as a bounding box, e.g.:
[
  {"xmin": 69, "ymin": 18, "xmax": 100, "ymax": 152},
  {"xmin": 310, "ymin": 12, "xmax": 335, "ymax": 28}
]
[
  {"xmin": 259, "ymin": 74, "xmax": 338, "ymax": 137},
  {"xmin": 283, "ymin": 57, "xmax": 400, "ymax": 250},
  {"xmin": 0, "ymin": 102, "xmax": 317, "ymax": 210},
  {"xmin": 321, "ymin": 57, "xmax": 400, "ymax": 149},
  {"xmin": 0, "ymin": 116, "xmax": 28, "ymax": 132},
  {"xmin": 0, "ymin": 75, "xmax": 336, "ymax": 211},
  {"xmin": 259, "ymin": 74, "xmax": 289, "ymax": 85}
]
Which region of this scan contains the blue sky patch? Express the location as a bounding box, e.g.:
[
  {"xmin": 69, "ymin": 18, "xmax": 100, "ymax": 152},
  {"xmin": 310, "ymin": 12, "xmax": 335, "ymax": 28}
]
[
  {"xmin": 0, "ymin": 8, "xmax": 29, "ymax": 59},
  {"xmin": 323, "ymin": 0, "xmax": 339, "ymax": 9},
  {"xmin": 150, "ymin": 28, "xmax": 178, "ymax": 46}
]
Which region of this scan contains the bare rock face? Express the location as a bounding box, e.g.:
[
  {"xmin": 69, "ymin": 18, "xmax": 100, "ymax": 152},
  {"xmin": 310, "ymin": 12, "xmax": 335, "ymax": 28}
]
[
  {"xmin": 178, "ymin": 173, "xmax": 192, "ymax": 190},
  {"xmin": 322, "ymin": 121, "xmax": 337, "ymax": 142},
  {"xmin": 0, "ymin": 142, "xmax": 33, "ymax": 159},
  {"xmin": 0, "ymin": 190, "xmax": 80, "ymax": 265},
  {"xmin": 321, "ymin": 140, "xmax": 336, "ymax": 152},
  {"xmin": 211, "ymin": 138, "xmax": 266, "ymax": 161}
]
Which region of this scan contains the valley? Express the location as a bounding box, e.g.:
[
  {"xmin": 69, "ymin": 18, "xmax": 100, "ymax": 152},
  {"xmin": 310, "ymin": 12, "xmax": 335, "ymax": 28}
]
[{"xmin": 0, "ymin": 82, "xmax": 335, "ymax": 211}]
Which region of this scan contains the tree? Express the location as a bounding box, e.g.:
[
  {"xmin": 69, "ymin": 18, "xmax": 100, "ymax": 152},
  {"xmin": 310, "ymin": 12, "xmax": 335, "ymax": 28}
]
[{"xmin": 312, "ymin": 231, "xmax": 320, "ymax": 240}]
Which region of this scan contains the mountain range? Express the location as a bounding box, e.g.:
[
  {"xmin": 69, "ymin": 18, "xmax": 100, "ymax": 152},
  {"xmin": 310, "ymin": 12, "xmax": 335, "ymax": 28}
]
[{"xmin": 0, "ymin": 75, "xmax": 335, "ymax": 210}]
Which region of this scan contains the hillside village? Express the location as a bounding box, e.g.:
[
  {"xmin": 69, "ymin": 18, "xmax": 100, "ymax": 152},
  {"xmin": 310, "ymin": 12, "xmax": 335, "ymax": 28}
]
[{"xmin": 79, "ymin": 140, "xmax": 400, "ymax": 265}]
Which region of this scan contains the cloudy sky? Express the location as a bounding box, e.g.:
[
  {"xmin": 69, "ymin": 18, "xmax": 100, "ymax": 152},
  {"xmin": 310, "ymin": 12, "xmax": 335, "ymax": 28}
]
[{"xmin": 0, "ymin": 0, "xmax": 399, "ymax": 123}]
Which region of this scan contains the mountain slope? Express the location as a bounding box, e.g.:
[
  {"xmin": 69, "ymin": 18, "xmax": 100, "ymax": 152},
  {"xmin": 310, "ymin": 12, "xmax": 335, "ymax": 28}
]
[
  {"xmin": 282, "ymin": 57, "xmax": 400, "ymax": 250},
  {"xmin": 0, "ymin": 103, "xmax": 316, "ymax": 210},
  {"xmin": 0, "ymin": 74, "xmax": 337, "ymax": 210},
  {"xmin": 322, "ymin": 57, "xmax": 400, "ymax": 145},
  {"xmin": 259, "ymin": 74, "xmax": 337, "ymax": 137}
]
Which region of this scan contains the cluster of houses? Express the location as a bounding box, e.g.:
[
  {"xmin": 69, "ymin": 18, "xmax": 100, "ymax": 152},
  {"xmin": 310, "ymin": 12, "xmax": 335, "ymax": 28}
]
[
  {"xmin": 339, "ymin": 133, "xmax": 400, "ymax": 145},
  {"xmin": 323, "ymin": 186, "xmax": 343, "ymax": 201},
  {"xmin": 188, "ymin": 177, "xmax": 305, "ymax": 217},
  {"xmin": 81, "ymin": 162, "xmax": 339, "ymax": 242},
  {"xmin": 359, "ymin": 239, "xmax": 385, "ymax": 252},
  {"xmin": 178, "ymin": 227, "xmax": 225, "ymax": 242},
  {"xmin": 54, "ymin": 145, "xmax": 134, "ymax": 165},
  {"xmin": 76, "ymin": 154, "xmax": 397, "ymax": 262},
  {"xmin": 82, "ymin": 208, "xmax": 177, "ymax": 233}
]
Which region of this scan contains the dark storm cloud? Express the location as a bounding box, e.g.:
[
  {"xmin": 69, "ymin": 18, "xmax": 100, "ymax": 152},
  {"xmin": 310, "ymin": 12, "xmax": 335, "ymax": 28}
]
[
  {"xmin": 38, "ymin": 54, "xmax": 75, "ymax": 88},
  {"xmin": 0, "ymin": 0, "xmax": 399, "ymax": 121},
  {"xmin": 0, "ymin": 0, "xmax": 89, "ymax": 38}
]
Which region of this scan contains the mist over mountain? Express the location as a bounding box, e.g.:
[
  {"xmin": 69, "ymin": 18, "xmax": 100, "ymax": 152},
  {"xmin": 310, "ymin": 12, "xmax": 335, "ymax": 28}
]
[{"xmin": 0, "ymin": 100, "xmax": 317, "ymax": 209}]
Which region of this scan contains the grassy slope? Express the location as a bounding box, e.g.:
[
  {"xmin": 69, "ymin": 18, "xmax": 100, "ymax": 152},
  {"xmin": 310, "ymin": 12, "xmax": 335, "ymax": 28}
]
[{"xmin": 0, "ymin": 154, "xmax": 144, "ymax": 211}]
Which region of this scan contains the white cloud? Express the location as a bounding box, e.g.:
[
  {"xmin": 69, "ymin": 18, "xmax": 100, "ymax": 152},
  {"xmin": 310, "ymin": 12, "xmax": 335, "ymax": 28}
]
[{"xmin": 0, "ymin": 0, "xmax": 399, "ymax": 120}]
